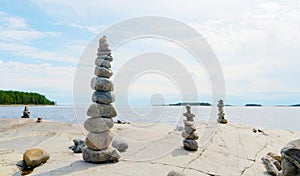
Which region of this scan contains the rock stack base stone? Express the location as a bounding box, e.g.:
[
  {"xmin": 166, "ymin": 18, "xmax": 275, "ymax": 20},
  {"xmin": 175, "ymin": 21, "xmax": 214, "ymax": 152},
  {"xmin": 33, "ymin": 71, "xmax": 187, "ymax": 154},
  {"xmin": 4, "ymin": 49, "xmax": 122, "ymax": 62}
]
[
  {"xmin": 182, "ymin": 106, "xmax": 198, "ymax": 151},
  {"xmin": 82, "ymin": 36, "xmax": 120, "ymax": 163}
]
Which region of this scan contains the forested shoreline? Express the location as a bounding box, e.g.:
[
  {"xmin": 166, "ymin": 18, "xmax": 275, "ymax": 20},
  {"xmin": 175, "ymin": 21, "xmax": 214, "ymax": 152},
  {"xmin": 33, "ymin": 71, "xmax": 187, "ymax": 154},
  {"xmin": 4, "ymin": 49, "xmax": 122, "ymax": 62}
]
[{"xmin": 0, "ymin": 90, "xmax": 55, "ymax": 105}]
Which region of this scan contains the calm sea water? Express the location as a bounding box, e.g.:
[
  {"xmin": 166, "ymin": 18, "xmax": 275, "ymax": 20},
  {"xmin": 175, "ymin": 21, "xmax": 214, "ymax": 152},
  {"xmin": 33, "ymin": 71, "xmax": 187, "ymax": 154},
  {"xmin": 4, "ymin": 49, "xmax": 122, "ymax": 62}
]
[{"xmin": 0, "ymin": 105, "xmax": 299, "ymax": 131}]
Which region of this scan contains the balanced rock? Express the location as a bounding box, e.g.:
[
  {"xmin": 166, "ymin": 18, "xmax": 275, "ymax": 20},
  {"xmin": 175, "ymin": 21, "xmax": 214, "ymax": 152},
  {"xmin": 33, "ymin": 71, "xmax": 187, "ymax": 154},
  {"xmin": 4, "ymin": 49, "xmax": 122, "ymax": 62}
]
[
  {"xmin": 183, "ymin": 139, "xmax": 198, "ymax": 151},
  {"xmin": 281, "ymin": 139, "xmax": 300, "ymax": 176},
  {"xmin": 87, "ymin": 103, "xmax": 117, "ymax": 118},
  {"xmin": 267, "ymin": 152, "xmax": 282, "ymax": 163},
  {"xmin": 112, "ymin": 140, "xmax": 129, "ymax": 152},
  {"xmin": 183, "ymin": 113, "xmax": 195, "ymax": 121},
  {"xmin": 91, "ymin": 77, "xmax": 114, "ymax": 91},
  {"xmin": 182, "ymin": 131, "xmax": 199, "ymax": 140},
  {"xmin": 23, "ymin": 148, "xmax": 50, "ymax": 168},
  {"xmin": 97, "ymin": 50, "xmax": 111, "ymax": 56},
  {"xmin": 262, "ymin": 155, "xmax": 279, "ymax": 176},
  {"xmin": 97, "ymin": 55, "xmax": 113, "ymax": 62},
  {"xmin": 183, "ymin": 120, "xmax": 194, "ymax": 126},
  {"xmin": 69, "ymin": 139, "xmax": 85, "ymax": 153},
  {"xmin": 85, "ymin": 131, "xmax": 113, "ymax": 150},
  {"xmin": 92, "ymin": 91, "xmax": 115, "ymax": 105},
  {"xmin": 95, "ymin": 58, "xmax": 111, "ymax": 68},
  {"xmin": 84, "ymin": 117, "xmax": 114, "ymax": 132},
  {"xmin": 185, "ymin": 126, "xmax": 196, "ymax": 134},
  {"xmin": 21, "ymin": 106, "xmax": 30, "ymax": 118},
  {"xmin": 217, "ymin": 118, "xmax": 228, "ymax": 124},
  {"xmin": 82, "ymin": 147, "xmax": 120, "ymax": 163},
  {"xmin": 94, "ymin": 66, "xmax": 113, "ymax": 78}
]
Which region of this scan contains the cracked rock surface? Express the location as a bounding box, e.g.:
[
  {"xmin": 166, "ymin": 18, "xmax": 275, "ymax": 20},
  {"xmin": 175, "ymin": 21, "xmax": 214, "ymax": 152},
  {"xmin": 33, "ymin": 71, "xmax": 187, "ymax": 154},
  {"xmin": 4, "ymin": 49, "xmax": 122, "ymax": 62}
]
[{"xmin": 0, "ymin": 118, "xmax": 298, "ymax": 176}]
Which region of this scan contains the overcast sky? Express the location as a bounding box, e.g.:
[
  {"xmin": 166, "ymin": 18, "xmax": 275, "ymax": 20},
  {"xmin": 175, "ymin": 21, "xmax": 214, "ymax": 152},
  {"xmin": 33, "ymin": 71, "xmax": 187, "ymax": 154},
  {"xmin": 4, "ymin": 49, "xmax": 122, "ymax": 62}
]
[{"xmin": 0, "ymin": 0, "xmax": 299, "ymax": 105}]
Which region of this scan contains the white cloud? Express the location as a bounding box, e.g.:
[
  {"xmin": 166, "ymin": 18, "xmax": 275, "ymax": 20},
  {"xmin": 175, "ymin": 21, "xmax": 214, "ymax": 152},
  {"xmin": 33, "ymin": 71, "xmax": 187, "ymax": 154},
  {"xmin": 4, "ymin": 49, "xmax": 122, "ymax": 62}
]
[
  {"xmin": 66, "ymin": 22, "xmax": 105, "ymax": 34},
  {"xmin": 0, "ymin": 13, "xmax": 79, "ymax": 64},
  {"xmin": 0, "ymin": 61, "xmax": 75, "ymax": 89},
  {"xmin": 30, "ymin": 0, "xmax": 262, "ymax": 23},
  {"xmin": 0, "ymin": 60, "xmax": 76, "ymax": 103},
  {"xmin": 258, "ymin": 2, "xmax": 281, "ymax": 10},
  {"xmin": 0, "ymin": 12, "xmax": 60, "ymax": 42},
  {"xmin": 52, "ymin": 20, "xmax": 106, "ymax": 34},
  {"xmin": 2, "ymin": 1, "xmax": 299, "ymax": 104},
  {"xmin": 193, "ymin": 1, "xmax": 300, "ymax": 96},
  {"xmin": 0, "ymin": 42, "xmax": 78, "ymax": 63}
]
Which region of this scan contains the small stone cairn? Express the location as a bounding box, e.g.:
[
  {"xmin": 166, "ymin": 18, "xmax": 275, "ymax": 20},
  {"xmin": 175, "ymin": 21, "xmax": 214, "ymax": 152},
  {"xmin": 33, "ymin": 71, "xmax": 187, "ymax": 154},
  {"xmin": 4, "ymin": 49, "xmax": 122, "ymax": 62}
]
[
  {"xmin": 82, "ymin": 36, "xmax": 121, "ymax": 163},
  {"xmin": 217, "ymin": 99, "xmax": 228, "ymax": 124},
  {"xmin": 262, "ymin": 139, "xmax": 300, "ymax": 176},
  {"xmin": 21, "ymin": 106, "xmax": 30, "ymax": 118},
  {"xmin": 182, "ymin": 106, "xmax": 199, "ymax": 151}
]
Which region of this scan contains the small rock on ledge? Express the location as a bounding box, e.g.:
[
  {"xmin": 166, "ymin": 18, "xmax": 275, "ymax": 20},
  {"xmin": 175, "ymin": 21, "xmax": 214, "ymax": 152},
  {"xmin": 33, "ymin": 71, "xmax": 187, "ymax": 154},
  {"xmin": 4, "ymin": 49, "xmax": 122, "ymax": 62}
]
[
  {"xmin": 112, "ymin": 140, "xmax": 129, "ymax": 152},
  {"xmin": 167, "ymin": 171, "xmax": 186, "ymax": 176},
  {"xmin": 69, "ymin": 139, "xmax": 85, "ymax": 153},
  {"xmin": 23, "ymin": 148, "xmax": 50, "ymax": 168}
]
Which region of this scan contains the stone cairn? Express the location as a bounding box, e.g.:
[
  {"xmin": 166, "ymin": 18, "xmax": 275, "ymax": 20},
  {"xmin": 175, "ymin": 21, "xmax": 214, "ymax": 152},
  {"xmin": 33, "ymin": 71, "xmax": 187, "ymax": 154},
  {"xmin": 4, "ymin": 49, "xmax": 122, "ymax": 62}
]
[
  {"xmin": 82, "ymin": 36, "xmax": 121, "ymax": 163},
  {"xmin": 182, "ymin": 106, "xmax": 199, "ymax": 151},
  {"xmin": 262, "ymin": 139, "xmax": 300, "ymax": 176},
  {"xmin": 217, "ymin": 99, "xmax": 228, "ymax": 124},
  {"xmin": 21, "ymin": 106, "xmax": 30, "ymax": 118}
]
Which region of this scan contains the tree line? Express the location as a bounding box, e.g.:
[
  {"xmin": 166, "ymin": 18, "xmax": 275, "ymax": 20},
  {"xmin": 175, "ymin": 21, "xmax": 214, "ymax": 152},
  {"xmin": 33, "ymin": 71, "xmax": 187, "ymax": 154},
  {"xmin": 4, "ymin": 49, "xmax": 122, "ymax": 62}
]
[{"xmin": 0, "ymin": 90, "xmax": 55, "ymax": 105}]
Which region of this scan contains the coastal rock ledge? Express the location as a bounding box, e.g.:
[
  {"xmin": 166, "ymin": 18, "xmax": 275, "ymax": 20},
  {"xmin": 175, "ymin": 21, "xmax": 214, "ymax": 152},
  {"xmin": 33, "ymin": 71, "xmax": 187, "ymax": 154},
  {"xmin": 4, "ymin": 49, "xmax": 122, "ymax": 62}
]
[{"xmin": 0, "ymin": 118, "xmax": 299, "ymax": 176}]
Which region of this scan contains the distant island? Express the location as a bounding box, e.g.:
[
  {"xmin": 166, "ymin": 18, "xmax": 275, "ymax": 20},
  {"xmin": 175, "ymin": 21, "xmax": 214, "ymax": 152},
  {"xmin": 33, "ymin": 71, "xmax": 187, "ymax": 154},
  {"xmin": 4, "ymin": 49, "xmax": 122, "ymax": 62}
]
[
  {"xmin": 167, "ymin": 102, "xmax": 211, "ymax": 106},
  {"xmin": 245, "ymin": 104, "xmax": 262, "ymax": 107},
  {"xmin": 157, "ymin": 102, "xmax": 300, "ymax": 107},
  {"xmin": 0, "ymin": 90, "xmax": 55, "ymax": 105}
]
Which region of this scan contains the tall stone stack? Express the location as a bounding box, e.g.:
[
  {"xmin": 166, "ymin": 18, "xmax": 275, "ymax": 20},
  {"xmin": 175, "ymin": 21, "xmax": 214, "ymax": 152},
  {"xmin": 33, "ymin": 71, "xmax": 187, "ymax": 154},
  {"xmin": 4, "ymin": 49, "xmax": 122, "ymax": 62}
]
[
  {"xmin": 182, "ymin": 106, "xmax": 199, "ymax": 151},
  {"xmin": 217, "ymin": 99, "xmax": 228, "ymax": 124},
  {"xmin": 82, "ymin": 36, "xmax": 121, "ymax": 163}
]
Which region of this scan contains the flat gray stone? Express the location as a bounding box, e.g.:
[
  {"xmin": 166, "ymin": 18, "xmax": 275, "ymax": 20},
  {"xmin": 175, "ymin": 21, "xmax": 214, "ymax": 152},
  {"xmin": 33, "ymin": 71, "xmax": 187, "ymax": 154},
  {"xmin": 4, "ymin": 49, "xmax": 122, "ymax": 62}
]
[
  {"xmin": 87, "ymin": 103, "xmax": 117, "ymax": 118},
  {"xmin": 183, "ymin": 139, "xmax": 198, "ymax": 151},
  {"xmin": 91, "ymin": 77, "xmax": 114, "ymax": 91},
  {"xmin": 167, "ymin": 171, "xmax": 186, "ymax": 176},
  {"xmin": 97, "ymin": 55, "xmax": 113, "ymax": 62},
  {"xmin": 92, "ymin": 91, "xmax": 115, "ymax": 105},
  {"xmin": 99, "ymin": 46, "xmax": 111, "ymax": 52},
  {"xmin": 182, "ymin": 131, "xmax": 199, "ymax": 140},
  {"xmin": 281, "ymin": 139, "xmax": 300, "ymax": 176},
  {"xmin": 95, "ymin": 58, "xmax": 111, "ymax": 68},
  {"xmin": 183, "ymin": 120, "xmax": 194, "ymax": 126},
  {"xmin": 97, "ymin": 51, "xmax": 111, "ymax": 56},
  {"xmin": 185, "ymin": 126, "xmax": 196, "ymax": 134},
  {"xmin": 69, "ymin": 139, "xmax": 85, "ymax": 153},
  {"xmin": 84, "ymin": 117, "xmax": 114, "ymax": 132},
  {"xmin": 112, "ymin": 140, "xmax": 129, "ymax": 152},
  {"xmin": 183, "ymin": 112, "xmax": 195, "ymax": 121},
  {"xmin": 82, "ymin": 147, "xmax": 120, "ymax": 163},
  {"xmin": 85, "ymin": 131, "xmax": 113, "ymax": 150},
  {"xmin": 94, "ymin": 66, "xmax": 113, "ymax": 78}
]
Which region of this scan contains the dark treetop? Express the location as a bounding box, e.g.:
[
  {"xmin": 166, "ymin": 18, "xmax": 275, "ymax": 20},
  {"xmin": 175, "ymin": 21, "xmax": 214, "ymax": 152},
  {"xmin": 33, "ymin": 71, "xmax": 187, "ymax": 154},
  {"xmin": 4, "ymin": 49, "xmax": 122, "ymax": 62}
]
[{"xmin": 0, "ymin": 90, "xmax": 55, "ymax": 105}]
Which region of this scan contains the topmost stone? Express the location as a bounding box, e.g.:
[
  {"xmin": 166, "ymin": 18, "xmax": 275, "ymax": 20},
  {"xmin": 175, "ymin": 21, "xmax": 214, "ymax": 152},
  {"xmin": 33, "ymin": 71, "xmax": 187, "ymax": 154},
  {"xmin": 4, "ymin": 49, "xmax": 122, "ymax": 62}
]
[
  {"xmin": 99, "ymin": 36, "xmax": 107, "ymax": 43},
  {"xmin": 97, "ymin": 36, "xmax": 112, "ymax": 57}
]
